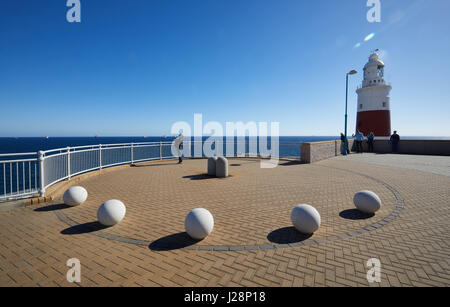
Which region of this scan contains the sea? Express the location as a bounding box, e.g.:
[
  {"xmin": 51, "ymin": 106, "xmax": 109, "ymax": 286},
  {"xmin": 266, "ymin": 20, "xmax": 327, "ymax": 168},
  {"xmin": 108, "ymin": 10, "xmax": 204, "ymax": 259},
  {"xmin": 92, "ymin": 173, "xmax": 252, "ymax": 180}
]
[
  {"xmin": 0, "ymin": 136, "xmax": 448, "ymax": 158},
  {"xmin": 0, "ymin": 136, "xmax": 341, "ymax": 158}
]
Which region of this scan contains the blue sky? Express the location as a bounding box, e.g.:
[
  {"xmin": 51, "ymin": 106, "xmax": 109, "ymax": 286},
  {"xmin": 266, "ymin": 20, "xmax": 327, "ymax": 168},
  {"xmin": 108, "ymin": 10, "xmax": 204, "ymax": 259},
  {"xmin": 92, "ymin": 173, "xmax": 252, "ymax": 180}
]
[{"xmin": 0, "ymin": 0, "xmax": 449, "ymax": 137}]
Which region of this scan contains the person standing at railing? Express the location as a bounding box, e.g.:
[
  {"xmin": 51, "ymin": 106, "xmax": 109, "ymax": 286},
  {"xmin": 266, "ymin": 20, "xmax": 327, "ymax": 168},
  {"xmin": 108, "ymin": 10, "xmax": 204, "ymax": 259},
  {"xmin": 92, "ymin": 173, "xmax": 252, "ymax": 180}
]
[
  {"xmin": 367, "ymin": 132, "xmax": 375, "ymax": 153},
  {"xmin": 390, "ymin": 131, "xmax": 400, "ymax": 153},
  {"xmin": 340, "ymin": 133, "xmax": 350, "ymax": 155},
  {"xmin": 354, "ymin": 130, "xmax": 364, "ymax": 153},
  {"xmin": 174, "ymin": 132, "xmax": 184, "ymax": 164}
]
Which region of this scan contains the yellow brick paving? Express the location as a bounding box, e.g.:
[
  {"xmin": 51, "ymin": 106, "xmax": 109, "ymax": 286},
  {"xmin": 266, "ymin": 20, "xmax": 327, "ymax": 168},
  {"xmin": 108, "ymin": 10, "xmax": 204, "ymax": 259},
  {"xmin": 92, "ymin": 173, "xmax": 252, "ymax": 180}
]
[{"xmin": 0, "ymin": 157, "xmax": 449, "ymax": 286}]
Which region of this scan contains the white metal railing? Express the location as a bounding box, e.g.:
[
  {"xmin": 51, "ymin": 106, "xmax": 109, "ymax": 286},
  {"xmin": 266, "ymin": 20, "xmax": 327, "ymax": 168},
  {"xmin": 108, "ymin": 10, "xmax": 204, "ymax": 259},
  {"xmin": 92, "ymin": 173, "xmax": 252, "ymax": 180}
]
[
  {"xmin": 1, "ymin": 140, "xmax": 299, "ymax": 202},
  {"xmin": 0, "ymin": 152, "xmax": 40, "ymax": 201},
  {"xmin": 39, "ymin": 142, "xmax": 175, "ymax": 197},
  {"xmin": 357, "ymin": 82, "xmax": 392, "ymax": 90}
]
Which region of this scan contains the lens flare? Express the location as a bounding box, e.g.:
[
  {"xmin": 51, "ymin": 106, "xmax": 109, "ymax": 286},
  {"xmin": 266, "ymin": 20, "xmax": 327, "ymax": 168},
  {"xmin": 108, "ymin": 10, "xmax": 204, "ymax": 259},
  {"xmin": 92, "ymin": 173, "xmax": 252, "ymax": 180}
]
[
  {"xmin": 364, "ymin": 33, "xmax": 375, "ymax": 42},
  {"xmin": 354, "ymin": 42, "xmax": 361, "ymax": 48}
]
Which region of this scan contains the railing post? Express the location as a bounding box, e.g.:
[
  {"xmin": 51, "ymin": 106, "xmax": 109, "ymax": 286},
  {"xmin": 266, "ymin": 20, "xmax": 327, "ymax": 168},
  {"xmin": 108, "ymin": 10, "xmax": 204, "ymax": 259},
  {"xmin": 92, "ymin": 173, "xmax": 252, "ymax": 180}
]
[
  {"xmin": 99, "ymin": 144, "xmax": 102, "ymax": 170},
  {"xmin": 131, "ymin": 143, "xmax": 134, "ymax": 165},
  {"xmin": 67, "ymin": 147, "xmax": 71, "ymax": 180},
  {"xmin": 38, "ymin": 151, "xmax": 45, "ymax": 197},
  {"xmin": 160, "ymin": 141, "xmax": 162, "ymax": 160}
]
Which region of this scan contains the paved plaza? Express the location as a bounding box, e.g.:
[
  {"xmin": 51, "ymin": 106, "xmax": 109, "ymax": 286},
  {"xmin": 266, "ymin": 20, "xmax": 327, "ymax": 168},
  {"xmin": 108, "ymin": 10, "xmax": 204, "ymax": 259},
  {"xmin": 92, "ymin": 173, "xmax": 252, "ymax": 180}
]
[
  {"xmin": 0, "ymin": 155, "xmax": 449, "ymax": 287},
  {"xmin": 334, "ymin": 153, "xmax": 450, "ymax": 177}
]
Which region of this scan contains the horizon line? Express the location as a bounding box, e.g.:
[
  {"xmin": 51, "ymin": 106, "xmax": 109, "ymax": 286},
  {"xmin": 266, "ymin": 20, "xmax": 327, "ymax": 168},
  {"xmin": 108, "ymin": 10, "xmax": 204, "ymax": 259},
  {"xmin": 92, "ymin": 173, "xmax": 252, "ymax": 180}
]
[{"xmin": 1, "ymin": 135, "xmax": 450, "ymax": 138}]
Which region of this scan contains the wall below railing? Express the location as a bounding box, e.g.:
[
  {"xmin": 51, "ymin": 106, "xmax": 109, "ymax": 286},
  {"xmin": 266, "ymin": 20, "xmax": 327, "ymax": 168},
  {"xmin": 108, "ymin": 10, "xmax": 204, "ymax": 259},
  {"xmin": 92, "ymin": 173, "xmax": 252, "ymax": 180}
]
[
  {"xmin": 300, "ymin": 139, "xmax": 450, "ymax": 164},
  {"xmin": 300, "ymin": 140, "xmax": 354, "ymax": 164},
  {"xmin": 356, "ymin": 139, "xmax": 450, "ymax": 155}
]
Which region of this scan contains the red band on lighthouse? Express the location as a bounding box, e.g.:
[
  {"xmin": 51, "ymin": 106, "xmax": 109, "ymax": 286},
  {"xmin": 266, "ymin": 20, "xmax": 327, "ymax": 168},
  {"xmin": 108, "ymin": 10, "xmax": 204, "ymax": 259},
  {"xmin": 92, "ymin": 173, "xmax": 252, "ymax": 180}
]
[{"xmin": 356, "ymin": 110, "xmax": 391, "ymax": 136}]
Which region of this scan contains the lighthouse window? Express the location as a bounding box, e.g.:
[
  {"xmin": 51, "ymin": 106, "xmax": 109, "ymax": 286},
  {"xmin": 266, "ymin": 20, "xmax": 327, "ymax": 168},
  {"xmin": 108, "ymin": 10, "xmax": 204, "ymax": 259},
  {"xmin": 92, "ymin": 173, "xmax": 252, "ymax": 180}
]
[
  {"xmin": 377, "ymin": 66, "xmax": 384, "ymax": 78},
  {"xmin": 360, "ymin": 104, "xmax": 363, "ymax": 109},
  {"xmin": 383, "ymin": 102, "xmax": 386, "ymax": 107}
]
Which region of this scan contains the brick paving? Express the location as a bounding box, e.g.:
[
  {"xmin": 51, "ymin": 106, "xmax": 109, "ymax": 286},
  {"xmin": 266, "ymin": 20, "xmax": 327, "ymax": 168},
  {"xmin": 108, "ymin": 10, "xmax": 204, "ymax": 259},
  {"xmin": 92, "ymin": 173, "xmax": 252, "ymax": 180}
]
[
  {"xmin": 0, "ymin": 157, "xmax": 449, "ymax": 287},
  {"xmin": 334, "ymin": 153, "xmax": 450, "ymax": 177}
]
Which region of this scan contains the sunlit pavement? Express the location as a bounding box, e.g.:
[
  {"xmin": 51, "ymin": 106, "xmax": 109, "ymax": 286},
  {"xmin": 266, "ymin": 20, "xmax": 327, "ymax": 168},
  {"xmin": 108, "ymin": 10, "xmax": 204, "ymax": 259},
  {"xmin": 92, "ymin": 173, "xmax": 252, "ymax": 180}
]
[{"xmin": 0, "ymin": 157, "xmax": 449, "ymax": 286}]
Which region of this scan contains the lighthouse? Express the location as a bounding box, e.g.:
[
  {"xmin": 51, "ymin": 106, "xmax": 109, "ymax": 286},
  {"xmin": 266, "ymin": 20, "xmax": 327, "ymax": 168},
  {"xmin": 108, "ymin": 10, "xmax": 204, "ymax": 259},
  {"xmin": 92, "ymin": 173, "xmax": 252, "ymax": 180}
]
[{"xmin": 356, "ymin": 51, "xmax": 392, "ymax": 136}]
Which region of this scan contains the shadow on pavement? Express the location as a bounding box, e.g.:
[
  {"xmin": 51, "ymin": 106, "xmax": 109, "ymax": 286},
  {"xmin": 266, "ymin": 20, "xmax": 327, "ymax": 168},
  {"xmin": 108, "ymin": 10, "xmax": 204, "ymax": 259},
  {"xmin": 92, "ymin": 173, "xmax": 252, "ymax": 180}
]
[
  {"xmin": 267, "ymin": 227, "xmax": 312, "ymax": 244},
  {"xmin": 149, "ymin": 232, "xmax": 200, "ymax": 251},
  {"xmin": 339, "ymin": 209, "xmax": 374, "ymax": 220},
  {"xmin": 61, "ymin": 221, "xmax": 108, "ymax": 235},
  {"xmin": 279, "ymin": 160, "xmax": 302, "ymax": 166},
  {"xmin": 133, "ymin": 163, "xmax": 177, "ymax": 168},
  {"xmin": 34, "ymin": 203, "xmax": 71, "ymax": 212},
  {"xmin": 183, "ymin": 174, "xmax": 215, "ymax": 180}
]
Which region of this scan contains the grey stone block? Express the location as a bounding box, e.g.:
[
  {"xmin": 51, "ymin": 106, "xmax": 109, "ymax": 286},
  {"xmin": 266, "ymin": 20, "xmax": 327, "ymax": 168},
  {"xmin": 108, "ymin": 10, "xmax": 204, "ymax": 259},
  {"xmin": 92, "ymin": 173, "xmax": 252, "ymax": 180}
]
[
  {"xmin": 216, "ymin": 156, "xmax": 228, "ymax": 178},
  {"xmin": 207, "ymin": 157, "xmax": 217, "ymax": 176}
]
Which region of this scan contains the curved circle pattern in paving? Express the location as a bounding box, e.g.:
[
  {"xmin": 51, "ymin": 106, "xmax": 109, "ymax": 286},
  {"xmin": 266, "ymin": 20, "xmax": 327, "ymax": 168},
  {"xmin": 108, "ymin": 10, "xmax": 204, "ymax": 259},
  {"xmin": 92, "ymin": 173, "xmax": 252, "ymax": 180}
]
[{"xmin": 53, "ymin": 160, "xmax": 404, "ymax": 251}]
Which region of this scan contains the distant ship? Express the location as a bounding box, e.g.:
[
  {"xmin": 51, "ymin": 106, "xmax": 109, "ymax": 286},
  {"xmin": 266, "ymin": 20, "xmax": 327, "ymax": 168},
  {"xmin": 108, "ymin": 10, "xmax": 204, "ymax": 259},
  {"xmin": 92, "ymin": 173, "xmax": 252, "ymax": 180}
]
[
  {"xmin": 44, "ymin": 136, "xmax": 49, "ymax": 139},
  {"xmin": 94, "ymin": 135, "xmax": 99, "ymax": 139}
]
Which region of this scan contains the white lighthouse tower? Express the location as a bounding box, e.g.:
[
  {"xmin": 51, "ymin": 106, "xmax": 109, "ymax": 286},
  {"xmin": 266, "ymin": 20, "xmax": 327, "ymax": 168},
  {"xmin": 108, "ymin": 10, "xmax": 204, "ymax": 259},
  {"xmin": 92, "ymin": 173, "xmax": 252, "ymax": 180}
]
[{"xmin": 356, "ymin": 51, "xmax": 392, "ymax": 136}]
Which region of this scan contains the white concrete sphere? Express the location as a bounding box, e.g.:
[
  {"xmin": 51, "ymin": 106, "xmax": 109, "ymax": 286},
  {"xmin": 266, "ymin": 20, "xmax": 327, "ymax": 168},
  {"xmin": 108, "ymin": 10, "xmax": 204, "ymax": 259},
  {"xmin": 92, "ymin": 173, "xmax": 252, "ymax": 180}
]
[
  {"xmin": 63, "ymin": 186, "xmax": 88, "ymax": 206},
  {"xmin": 185, "ymin": 208, "xmax": 214, "ymax": 240},
  {"xmin": 97, "ymin": 200, "xmax": 126, "ymax": 226},
  {"xmin": 353, "ymin": 190, "xmax": 382, "ymax": 214},
  {"xmin": 291, "ymin": 204, "xmax": 321, "ymax": 234}
]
